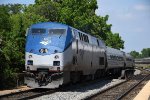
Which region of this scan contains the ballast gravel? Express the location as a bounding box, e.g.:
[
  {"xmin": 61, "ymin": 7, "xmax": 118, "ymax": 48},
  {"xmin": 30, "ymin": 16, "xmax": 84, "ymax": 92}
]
[{"xmin": 32, "ymin": 79, "xmax": 125, "ymax": 100}]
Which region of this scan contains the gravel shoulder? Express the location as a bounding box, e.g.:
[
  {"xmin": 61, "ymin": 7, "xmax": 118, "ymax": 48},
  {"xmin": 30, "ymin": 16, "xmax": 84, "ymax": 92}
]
[{"xmin": 32, "ymin": 79, "xmax": 125, "ymax": 100}]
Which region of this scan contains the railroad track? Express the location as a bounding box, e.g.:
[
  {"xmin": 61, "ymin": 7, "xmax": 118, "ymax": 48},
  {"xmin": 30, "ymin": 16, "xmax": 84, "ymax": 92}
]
[
  {"xmin": 0, "ymin": 76, "xmax": 117, "ymax": 100},
  {"xmin": 84, "ymin": 73, "xmax": 150, "ymax": 100},
  {"xmin": 1, "ymin": 69, "xmax": 149, "ymax": 100},
  {"xmin": 0, "ymin": 88, "xmax": 58, "ymax": 100}
]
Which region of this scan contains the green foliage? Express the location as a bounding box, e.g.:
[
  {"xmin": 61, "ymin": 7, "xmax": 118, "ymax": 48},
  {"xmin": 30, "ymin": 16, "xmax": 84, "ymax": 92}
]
[
  {"xmin": 0, "ymin": 4, "xmax": 48, "ymax": 89},
  {"xmin": 130, "ymin": 50, "xmax": 140, "ymax": 58},
  {"xmin": 141, "ymin": 48, "xmax": 150, "ymax": 58},
  {"xmin": 8, "ymin": 4, "xmax": 24, "ymax": 14},
  {"xmin": 0, "ymin": 5, "xmax": 11, "ymax": 32},
  {"xmin": 147, "ymin": 66, "xmax": 150, "ymax": 68},
  {"xmin": 26, "ymin": 1, "xmax": 60, "ymax": 21},
  {"xmin": 105, "ymin": 33, "xmax": 124, "ymax": 49},
  {"xmin": 130, "ymin": 48, "xmax": 150, "ymax": 58}
]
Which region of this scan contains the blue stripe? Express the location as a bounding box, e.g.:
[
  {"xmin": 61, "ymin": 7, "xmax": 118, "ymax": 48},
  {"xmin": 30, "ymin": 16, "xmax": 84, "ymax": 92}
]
[{"xmin": 65, "ymin": 27, "xmax": 73, "ymax": 49}]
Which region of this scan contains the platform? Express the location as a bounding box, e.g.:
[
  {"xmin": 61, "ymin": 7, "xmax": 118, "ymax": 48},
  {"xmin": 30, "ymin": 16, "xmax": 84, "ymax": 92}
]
[
  {"xmin": 0, "ymin": 86, "xmax": 31, "ymax": 96},
  {"xmin": 133, "ymin": 80, "xmax": 150, "ymax": 100}
]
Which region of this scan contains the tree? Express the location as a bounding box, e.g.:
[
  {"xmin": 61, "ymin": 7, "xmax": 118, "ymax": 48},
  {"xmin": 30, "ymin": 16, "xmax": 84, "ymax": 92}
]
[
  {"xmin": 105, "ymin": 32, "xmax": 124, "ymax": 49},
  {"xmin": 0, "ymin": 4, "xmax": 48, "ymax": 89},
  {"xmin": 0, "ymin": 5, "xmax": 11, "ymax": 32},
  {"xmin": 8, "ymin": 4, "xmax": 24, "ymax": 14},
  {"xmin": 130, "ymin": 50, "xmax": 140, "ymax": 58},
  {"xmin": 141, "ymin": 48, "xmax": 150, "ymax": 58},
  {"xmin": 26, "ymin": 1, "xmax": 60, "ymax": 22}
]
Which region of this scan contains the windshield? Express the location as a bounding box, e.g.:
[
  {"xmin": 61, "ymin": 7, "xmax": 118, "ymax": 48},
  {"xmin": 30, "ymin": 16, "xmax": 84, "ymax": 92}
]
[
  {"xmin": 49, "ymin": 29, "xmax": 66, "ymax": 36},
  {"xmin": 31, "ymin": 28, "xmax": 46, "ymax": 34}
]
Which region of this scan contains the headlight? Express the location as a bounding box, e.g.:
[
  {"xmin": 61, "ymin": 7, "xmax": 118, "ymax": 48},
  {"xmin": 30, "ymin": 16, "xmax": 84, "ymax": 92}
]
[
  {"xmin": 39, "ymin": 48, "xmax": 48, "ymax": 53},
  {"xmin": 29, "ymin": 55, "xmax": 32, "ymax": 58},
  {"xmin": 54, "ymin": 55, "xmax": 59, "ymax": 59}
]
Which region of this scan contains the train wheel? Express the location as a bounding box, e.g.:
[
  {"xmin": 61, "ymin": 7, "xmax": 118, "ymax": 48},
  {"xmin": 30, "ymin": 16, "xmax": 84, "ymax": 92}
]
[
  {"xmin": 125, "ymin": 69, "xmax": 135, "ymax": 79},
  {"xmin": 119, "ymin": 69, "xmax": 134, "ymax": 79}
]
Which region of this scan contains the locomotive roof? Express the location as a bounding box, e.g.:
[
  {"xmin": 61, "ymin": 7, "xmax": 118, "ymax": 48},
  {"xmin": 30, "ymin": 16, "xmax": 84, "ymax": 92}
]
[
  {"xmin": 30, "ymin": 22, "xmax": 69, "ymax": 29},
  {"xmin": 106, "ymin": 46, "xmax": 123, "ymax": 56}
]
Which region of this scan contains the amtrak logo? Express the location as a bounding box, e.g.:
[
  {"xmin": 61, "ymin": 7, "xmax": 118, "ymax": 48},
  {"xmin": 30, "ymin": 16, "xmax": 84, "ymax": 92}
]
[{"xmin": 40, "ymin": 38, "xmax": 51, "ymax": 45}]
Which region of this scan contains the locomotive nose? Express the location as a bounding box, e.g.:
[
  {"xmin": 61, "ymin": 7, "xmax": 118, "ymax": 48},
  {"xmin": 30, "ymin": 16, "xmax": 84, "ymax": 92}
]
[{"xmin": 26, "ymin": 51, "xmax": 63, "ymax": 72}]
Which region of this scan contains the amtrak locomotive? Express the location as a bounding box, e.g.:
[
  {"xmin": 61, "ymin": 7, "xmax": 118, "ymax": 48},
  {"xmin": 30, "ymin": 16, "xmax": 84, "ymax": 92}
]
[{"xmin": 25, "ymin": 22, "xmax": 134, "ymax": 88}]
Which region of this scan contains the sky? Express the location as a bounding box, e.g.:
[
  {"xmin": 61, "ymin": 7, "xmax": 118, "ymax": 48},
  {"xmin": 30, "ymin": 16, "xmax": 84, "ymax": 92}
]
[
  {"xmin": 0, "ymin": 0, "xmax": 150, "ymax": 53},
  {"xmin": 96, "ymin": 0, "xmax": 150, "ymax": 53}
]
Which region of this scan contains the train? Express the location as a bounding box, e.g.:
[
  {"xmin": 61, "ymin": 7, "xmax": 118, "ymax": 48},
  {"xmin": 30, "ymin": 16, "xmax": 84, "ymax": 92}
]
[{"xmin": 24, "ymin": 22, "xmax": 134, "ymax": 88}]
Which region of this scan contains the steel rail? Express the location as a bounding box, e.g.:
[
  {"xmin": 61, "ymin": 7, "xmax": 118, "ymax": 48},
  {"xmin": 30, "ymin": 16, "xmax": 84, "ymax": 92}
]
[
  {"xmin": 84, "ymin": 69, "xmax": 150, "ymax": 100},
  {"xmin": 0, "ymin": 88, "xmax": 57, "ymax": 100},
  {"xmin": 83, "ymin": 80, "xmax": 128, "ymax": 100},
  {"xmin": 0, "ymin": 88, "xmax": 34, "ymax": 98},
  {"xmin": 18, "ymin": 89, "xmax": 57, "ymax": 100},
  {"xmin": 116, "ymin": 74, "xmax": 150, "ymax": 100}
]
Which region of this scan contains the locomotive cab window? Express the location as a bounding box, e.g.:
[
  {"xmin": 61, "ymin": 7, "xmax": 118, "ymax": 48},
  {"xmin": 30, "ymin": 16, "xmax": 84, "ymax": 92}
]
[
  {"xmin": 49, "ymin": 29, "xmax": 66, "ymax": 36},
  {"xmin": 32, "ymin": 28, "xmax": 46, "ymax": 34}
]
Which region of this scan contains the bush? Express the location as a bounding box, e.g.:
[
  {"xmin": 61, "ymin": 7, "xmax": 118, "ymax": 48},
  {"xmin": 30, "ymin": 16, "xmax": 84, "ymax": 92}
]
[{"xmin": 0, "ymin": 66, "xmax": 17, "ymax": 89}]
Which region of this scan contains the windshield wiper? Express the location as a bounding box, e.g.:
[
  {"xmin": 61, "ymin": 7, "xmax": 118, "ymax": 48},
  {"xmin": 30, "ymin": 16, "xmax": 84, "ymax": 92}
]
[{"xmin": 59, "ymin": 34, "xmax": 63, "ymax": 38}]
